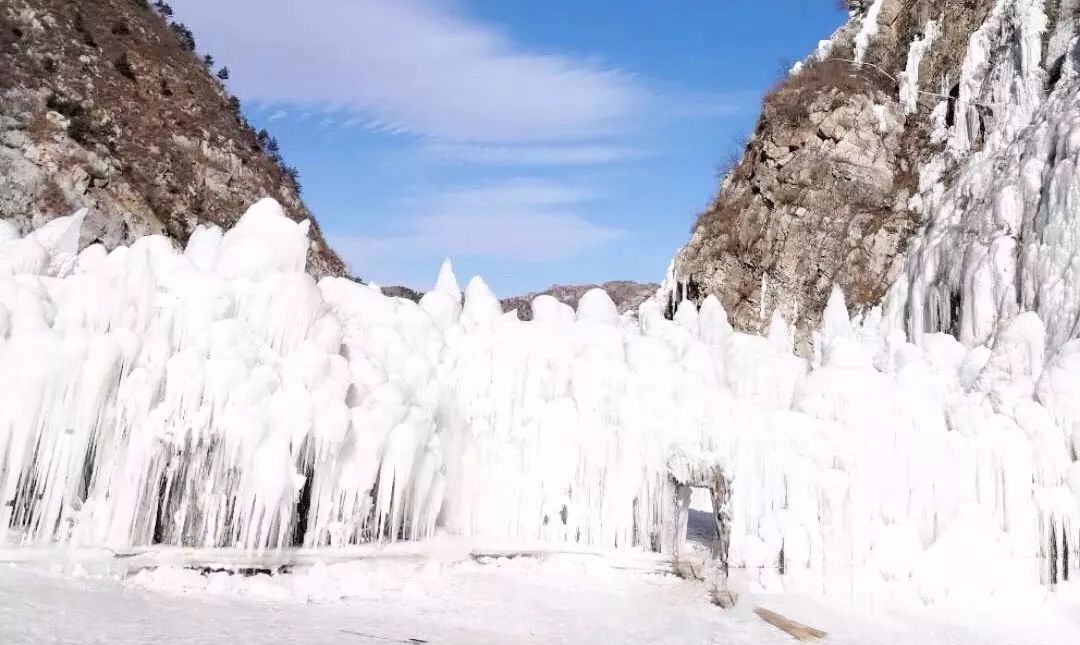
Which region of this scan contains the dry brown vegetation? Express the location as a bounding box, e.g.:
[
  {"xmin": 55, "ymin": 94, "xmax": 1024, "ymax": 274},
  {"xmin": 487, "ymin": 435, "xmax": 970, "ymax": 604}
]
[
  {"xmin": 684, "ymin": 42, "xmax": 926, "ymax": 343},
  {"xmin": 694, "ymin": 59, "xmax": 898, "ymax": 242},
  {"xmin": 763, "ymin": 59, "xmax": 895, "ymax": 128},
  {"xmin": 38, "ymin": 179, "xmax": 72, "ymax": 216}
]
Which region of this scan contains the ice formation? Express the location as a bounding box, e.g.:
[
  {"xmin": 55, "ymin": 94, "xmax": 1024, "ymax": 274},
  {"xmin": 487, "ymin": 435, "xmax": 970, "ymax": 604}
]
[
  {"xmin": 898, "ymin": 20, "xmax": 938, "ymax": 115},
  {"xmin": 852, "ymin": 0, "xmax": 886, "ymax": 65},
  {"xmin": 0, "ymin": 196, "xmax": 1076, "ymax": 608},
  {"xmin": 887, "ymin": 0, "xmax": 1069, "ymax": 350},
  {"xmin": 4, "ymin": 0, "xmax": 1080, "ymax": 610}
]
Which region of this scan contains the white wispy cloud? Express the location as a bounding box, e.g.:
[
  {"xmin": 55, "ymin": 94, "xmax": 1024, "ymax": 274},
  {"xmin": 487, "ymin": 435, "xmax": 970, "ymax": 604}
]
[
  {"xmin": 335, "ymin": 178, "xmax": 621, "ymax": 278},
  {"xmin": 170, "ymin": 0, "xmax": 643, "ymax": 144},
  {"xmin": 425, "ymin": 143, "xmax": 644, "ymax": 166}
]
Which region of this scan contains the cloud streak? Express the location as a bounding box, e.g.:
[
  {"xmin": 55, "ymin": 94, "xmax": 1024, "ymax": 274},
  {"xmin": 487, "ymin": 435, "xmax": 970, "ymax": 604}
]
[
  {"xmin": 335, "ymin": 178, "xmax": 621, "ymax": 281},
  {"xmin": 425, "ymin": 143, "xmax": 644, "ymax": 166},
  {"xmin": 171, "ymin": 0, "xmax": 643, "ymax": 144}
]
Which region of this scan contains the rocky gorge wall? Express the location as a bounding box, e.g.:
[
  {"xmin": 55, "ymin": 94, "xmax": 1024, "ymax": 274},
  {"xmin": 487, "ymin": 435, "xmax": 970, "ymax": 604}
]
[
  {"xmin": 0, "ymin": 0, "xmax": 346, "ymax": 277},
  {"xmin": 675, "ymin": 0, "xmax": 1080, "ymax": 355}
]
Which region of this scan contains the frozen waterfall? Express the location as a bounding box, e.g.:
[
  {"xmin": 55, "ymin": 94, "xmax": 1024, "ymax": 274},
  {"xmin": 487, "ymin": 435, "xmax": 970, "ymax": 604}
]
[{"xmin": 0, "ymin": 197, "xmax": 1077, "ymax": 607}]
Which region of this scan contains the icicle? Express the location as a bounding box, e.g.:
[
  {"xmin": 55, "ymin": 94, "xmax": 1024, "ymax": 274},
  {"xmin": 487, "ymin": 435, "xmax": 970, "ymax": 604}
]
[
  {"xmin": 899, "ymin": 21, "xmax": 939, "ymax": 114},
  {"xmin": 766, "ymin": 310, "xmax": 793, "ymax": 354},
  {"xmin": 0, "ymin": 193, "xmax": 1076, "ymax": 613},
  {"xmin": 853, "ymin": 0, "xmax": 886, "ymax": 64},
  {"xmin": 578, "ymin": 288, "xmax": 619, "ymax": 326},
  {"xmin": 759, "ymin": 273, "xmax": 768, "ymax": 320}
]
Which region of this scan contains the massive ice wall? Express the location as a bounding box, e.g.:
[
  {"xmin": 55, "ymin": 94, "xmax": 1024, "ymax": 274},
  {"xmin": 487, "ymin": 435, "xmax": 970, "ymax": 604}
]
[{"xmin": 0, "ymin": 198, "xmax": 1077, "ymax": 606}]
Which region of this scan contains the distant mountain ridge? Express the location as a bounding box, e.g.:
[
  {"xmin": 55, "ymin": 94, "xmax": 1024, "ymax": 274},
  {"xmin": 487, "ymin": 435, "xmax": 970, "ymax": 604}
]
[
  {"xmin": 501, "ymin": 281, "xmax": 660, "ymax": 320},
  {"xmin": 381, "ymin": 280, "xmax": 659, "ymax": 320}
]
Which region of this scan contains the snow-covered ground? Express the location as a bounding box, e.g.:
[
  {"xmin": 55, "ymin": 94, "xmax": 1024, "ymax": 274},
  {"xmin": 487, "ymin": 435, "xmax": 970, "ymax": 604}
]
[{"xmin": 3, "ymin": 542, "xmax": 1079, "ymax": 644}]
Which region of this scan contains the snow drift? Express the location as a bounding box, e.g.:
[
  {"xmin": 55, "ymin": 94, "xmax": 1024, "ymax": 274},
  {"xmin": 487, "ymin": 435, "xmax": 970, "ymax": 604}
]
[{"xmin": 0, "ymin": 196, "xmax": 1077, "ymax": 607}]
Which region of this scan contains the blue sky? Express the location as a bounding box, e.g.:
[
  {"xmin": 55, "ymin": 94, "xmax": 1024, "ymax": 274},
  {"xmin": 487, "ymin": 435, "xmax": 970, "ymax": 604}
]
[{"xmin": 170, "ymin": 0, "xmax": 845, "ymax": 296}]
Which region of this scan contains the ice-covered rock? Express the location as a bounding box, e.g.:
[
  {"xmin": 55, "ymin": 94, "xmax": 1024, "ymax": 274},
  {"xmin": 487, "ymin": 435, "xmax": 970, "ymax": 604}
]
[{"xmin": 673, "ymin": 0, "xmax": 1080, "ymax": 361}]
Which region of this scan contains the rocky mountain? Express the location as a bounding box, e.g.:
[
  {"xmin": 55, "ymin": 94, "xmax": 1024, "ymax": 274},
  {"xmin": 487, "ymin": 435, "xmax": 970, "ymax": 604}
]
[
  {"xmin": 673, "ymin": 0, "xmax": 1080, "ymax": 354},
  {"xmin": 378, "ymin": 279, "xmax": 658, "ymax": 321},
  {"xmin": 0, "ymin": 0, "xmax": 346, "ymax": 277}
]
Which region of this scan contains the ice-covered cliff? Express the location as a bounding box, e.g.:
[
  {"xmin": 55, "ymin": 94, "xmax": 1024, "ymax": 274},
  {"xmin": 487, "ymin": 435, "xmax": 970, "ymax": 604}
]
[
  {"xmin": 0, "ymin": 198, "xmax": 1077, "ymax": 607},
  {"xmin": 676, "ymin": 0, "xmax": 1080, "ymax": 361}
]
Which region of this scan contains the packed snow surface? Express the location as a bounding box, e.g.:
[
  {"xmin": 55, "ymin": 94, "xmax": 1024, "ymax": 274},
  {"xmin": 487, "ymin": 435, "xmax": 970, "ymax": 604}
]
[
  {"xmin": 0, "ymin": 196, "xmax": 1077, "ymax": 611},
  {"xmin": 3, "ymin": 545, "xmax": 1079, "ymax": 644}
]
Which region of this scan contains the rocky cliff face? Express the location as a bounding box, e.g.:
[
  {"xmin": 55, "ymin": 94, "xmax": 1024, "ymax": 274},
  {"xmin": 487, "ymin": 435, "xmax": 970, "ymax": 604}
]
[
  {"xmin": 674, "ymin": 0, "xmax": 1080, "ymax": 354},
  {"xmin": 0, "ymin": 0, "xmax": 346, "ymax": 277}
]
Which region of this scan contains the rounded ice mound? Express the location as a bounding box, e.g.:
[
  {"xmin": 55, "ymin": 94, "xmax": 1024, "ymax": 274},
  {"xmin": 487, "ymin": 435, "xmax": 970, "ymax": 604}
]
[
  {"xmin": 576, "ymin": 288, "xmax": 618, "ymax": 325},
  {"xmin": 462, "ymin": 276, "xmax": 501, "ymax": 325},
  {"xmin": 698, "ymin": 295, "xmax": 732, "ymax": 346},
  {"xmin": 822, "ymin": 336, "xmax": 873, "ymax": 369},
  {"xmin": 531, "ymin": 294, "xmax": 572, "ymax": 323},
  {"xmin": 0, "ymin": 236, "xmax": 48, "ymax": 275},
  {"xmin": 420, "ymin": 290, "xmax": 462, "ymax": 331},
  {"xmin": 637, "ymin": 299, "xmax": 668, "ymax": 336},
  {"xmin": 820, "ymin": 286, "xmax": 852, "ymax": 345},
  {"xmin": 75, "ymin": 243, "xmax": 109, "ymax": 275},
  {"xmin": 766, "ymin": 310, "xmax": 794, "ymax": 354},
  {"xmin": 185, "ymin": 225, "xmax": 224, "ymax": 272},
  {"xmin": 674, "ymin": 299, "xmax": 699, "ymax": 335},
  {"xmin": 214, "ymin": 198, "xmax": 311, "ymax": 279}
]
